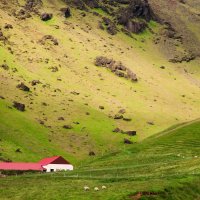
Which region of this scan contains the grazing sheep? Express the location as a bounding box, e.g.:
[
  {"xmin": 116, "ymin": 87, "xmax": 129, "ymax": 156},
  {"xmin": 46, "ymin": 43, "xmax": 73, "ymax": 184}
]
[
  {"xmin": 94, "ymin": 187, "xmax": 99, "ymax": 191},
  {"xmin": 84, "ymin": 186, "xmax": 90, "ymax": 191},
  {"xmin": 102, "ymin": 185, "xmax": 107, "ymax": 189}
]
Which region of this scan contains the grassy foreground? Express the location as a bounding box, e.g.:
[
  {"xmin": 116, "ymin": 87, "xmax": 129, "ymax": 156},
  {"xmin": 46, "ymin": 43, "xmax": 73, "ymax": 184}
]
[{"xmin": 0, "ymin": 121, "xmax": 200, "ymax": 200}]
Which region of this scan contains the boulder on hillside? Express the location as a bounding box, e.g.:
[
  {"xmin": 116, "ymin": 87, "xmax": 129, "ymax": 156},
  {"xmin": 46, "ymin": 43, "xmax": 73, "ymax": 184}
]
[
  {"xmin": 124, "ymin": 130, "xmax": 137, "ymax": 136},
  {"xmin": 13, "ymin": 101, "xmax": 25, "ymax": 112},
  {"xmin": 113, "ymin": 127, "xmax": 123, "ymax": 133},
  {"xmin": 58, "ymin": 117, "xmax": 65, "ymax": 121},
  {"xmin": 0, "ymin": 64, "xmax": 9, "ymax": 70},
  {"xmin": 95, "ymin": 56, "xmax": 138, "ymax": 82},
  {"xmin": 63, "ymin": 125, "xmax": 73, "ymax": 129},
  {"xmin": 60, "ymin": 7, "xmax": 71, "ymax": 18},
  {"xmin": 31, "ymin": 80, "xmax": 41, "ymax": 86},
  {"xmin": 4, "ymin": 24, "xmax": 13, "ymax": 29},
  {"xmin": 16, "ymin": 83, "xmax": 30, "ymax": 92},
  {"xmin": 124, "ymin": 138, "xmax": 133, "ymax": 144},
  {"xmin": 40, "ymin": 13, "xmax": 53, "ymax": 21},
  {"xmin": 114, "ymin": 114, "xmax": 123, "ymax": 119},
  {"xmin": 89, "ymin": 151, "xmax": 96, "ymax": 156}
]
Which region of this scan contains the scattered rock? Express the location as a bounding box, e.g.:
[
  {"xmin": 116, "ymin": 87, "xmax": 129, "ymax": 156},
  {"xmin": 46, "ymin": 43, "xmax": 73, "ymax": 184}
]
[
  {"xmin": 13, "ymin": 101, "xmax": 25, "ymax": 112},
  {"xmin": 123, "ymin": 117, "xmax": 132, "ymax": 121},
  {"xmin": 124, "ymin": 138, "xmax": 133, "ymax": 144},
  {"xmin": 4, "ymin": 24, "xmax": 13, "ymax": 29},
  {"xmin": 124, "ymin": 131, "xmax": 136, "ymax": 136},
  {"xmin": 63, "ymin": 125, "xmax": 73, "ymax": 129},
  {"xmin": 39, "ymin": 35, "xmax": 58, "ymax": 46},
  {"xmin": 99, "ymin": 106, "xmax": 104, "ymax": 110},
  {"xmin": 16, "ymin": 82, "xmax": 30, "ymax": 92},
  {"xmin": 15, "ymin": 148, "xmax": 22, "ymax": 153},
  {"xmin": 60, "ymin": 7, "xmax": 71, "ymax": 18},
  {"xmin": 50, "ymin": 66, "xmax": 59, "ymax": 72},
  {"xmin": 114, "ymin": 114, "xmax": 123, "ymax": 119},
  {"xmin": 113, "ymin": 127, "xmax": 122, "ymax": 133},
  {"xmin": 71, "ymin": 91, "xmax": 80, "ymax": 95},
  {"xmin": 41, "ymin": 102, "xmax": 48, "ymax": 106},
  {"xmin": 169, "ymin": 54, "xmax": 195, "ymax": 63},
  {"xmin": 89, "ymin": 151, "xmax": 96, "ymax": 156},
  {"xmin": 0, "ymin": 64, "xmax": 9, "ymax": 70},
  {"xmin": 147, "ymin": 121, "xmax": 154, "ymax": 125},
  {"xmin": 31, "ymin": 80, "xmax": 41, "ymax": 86},
  {"xmin": 41, "ymin": 13, "xmax": 53, "ymax": 21},
  {"xmin": 118, "ymin": 109, "xmax": 126, "ymax": 114},
  {"xmin": 58, "ymin": 117, "xmax": 65, "ymax": 121}
]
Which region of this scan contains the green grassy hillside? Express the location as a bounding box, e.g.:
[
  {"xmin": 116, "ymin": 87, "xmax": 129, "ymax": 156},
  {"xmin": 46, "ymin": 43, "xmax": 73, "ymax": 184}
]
[
  {"xmin": 0, "ymin": 121, "xmax": 200, "ymax": 200},
  {"xmin": 0, "ymin": 0, "xmax": 200, "ymax": 162}
]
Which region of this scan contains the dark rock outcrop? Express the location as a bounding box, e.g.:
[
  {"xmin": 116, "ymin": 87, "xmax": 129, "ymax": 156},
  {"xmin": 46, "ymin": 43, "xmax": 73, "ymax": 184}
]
[
  {"xmin": 16, "ymin": 83, "xmax": 30, "ymax": 92},
  {"xmin": 40, "ymin": 13, "xmax": 53, "ymax": 21},
  {"xmin": 60, "ymin": 7, "xmax": 71, "ymax": 18},
  {"xmin": 13, "ymin": 102, "xmax": 25, "ymax": 112},
  {"xmin": 116, "ymin": 0, "xmax": 154, "ymax": 33},
  {"xmin": 102, "ymin": 17, "xmax": 117, "ymax": 35},
  {"xmin": 124, "ymin": 130, "xmax": 136, "ymax": 136},
  {"xmin": 95, "ymin": 56, "xmax": 138, "ymax": 82},
  {"xmin": 63, "ymin": 125, "xmax": 73, "ymax": 129},
  {"xmin": 124, "ymin": 138, "xmax": 133, "ymax": 144},
  {"xmin": 89, "ymin": 151, "xmax": 96, "ymax": 156},
  {"xmin": 31, "ymin": 80, "xmax": 41, "ymax": 86}
]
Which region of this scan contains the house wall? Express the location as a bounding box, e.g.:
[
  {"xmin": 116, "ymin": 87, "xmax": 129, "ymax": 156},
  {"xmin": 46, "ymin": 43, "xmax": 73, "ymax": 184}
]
[{"xmin": 43, "ymin": 164, "xmax": 73, "ymax": 172}]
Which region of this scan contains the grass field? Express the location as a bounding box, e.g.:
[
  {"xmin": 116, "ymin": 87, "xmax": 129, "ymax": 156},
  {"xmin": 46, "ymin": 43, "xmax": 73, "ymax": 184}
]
[{"xmin": 0, "ymin": 121, "xmax": 200, "ymax": 200}]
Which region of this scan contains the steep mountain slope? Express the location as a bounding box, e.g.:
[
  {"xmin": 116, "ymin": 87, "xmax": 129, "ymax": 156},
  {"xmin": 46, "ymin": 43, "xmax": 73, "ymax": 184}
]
[{"xmin": 0, "ymin": 0, "xmax": 200, "ymax": 162}]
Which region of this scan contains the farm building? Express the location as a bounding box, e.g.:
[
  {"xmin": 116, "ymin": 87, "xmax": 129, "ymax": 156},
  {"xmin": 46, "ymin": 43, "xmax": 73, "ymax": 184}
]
[{"xmin": 0, "ymin": 156, "xmax": 73, "ymax": 172}]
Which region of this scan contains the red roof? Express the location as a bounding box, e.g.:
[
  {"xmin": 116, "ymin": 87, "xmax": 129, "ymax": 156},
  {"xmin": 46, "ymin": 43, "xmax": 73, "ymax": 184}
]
[
  {"xmin": 0, "ymin": 163, "xmax": 44, "ymax": 171},
  {"xmin": 39, "ymin": 156, "xmax": 70, "ymax": 165}
]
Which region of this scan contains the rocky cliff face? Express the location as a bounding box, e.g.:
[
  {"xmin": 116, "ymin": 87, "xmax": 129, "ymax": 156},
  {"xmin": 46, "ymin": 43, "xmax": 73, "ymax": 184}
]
[{"xmin": 63, "ymin": 0, "xmax": 200, "ymax": 60}]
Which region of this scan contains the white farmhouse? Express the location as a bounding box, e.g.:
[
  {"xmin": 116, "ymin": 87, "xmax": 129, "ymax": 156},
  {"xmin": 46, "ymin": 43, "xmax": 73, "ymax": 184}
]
[{"xmin": 39, "ymin": 156, "xmax": 73, "ymax": 172}]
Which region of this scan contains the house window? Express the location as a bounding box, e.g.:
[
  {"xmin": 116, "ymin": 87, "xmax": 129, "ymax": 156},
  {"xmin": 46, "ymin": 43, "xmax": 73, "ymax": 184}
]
[{"xmin": 50, "ymin": 169, "xmax": 54, "ymax": 172}]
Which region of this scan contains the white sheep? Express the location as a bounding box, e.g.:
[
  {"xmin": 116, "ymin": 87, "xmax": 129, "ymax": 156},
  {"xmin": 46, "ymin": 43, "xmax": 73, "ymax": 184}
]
[
  {"xmin": 84, "ymin": 186, "xmax": 90, "ymax": 191},
  {"xmin": 102, "ymin": 185, "xmax": 107, "ymax": 190},
  {"xmin": 94, "ymin": 187, "xmax": 99, "ymax": 191}
]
